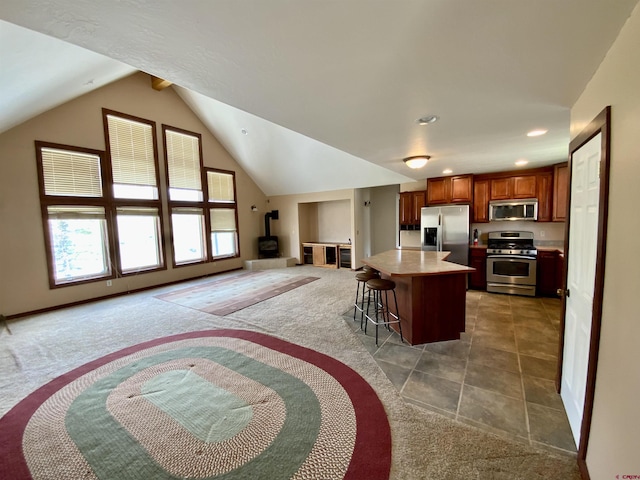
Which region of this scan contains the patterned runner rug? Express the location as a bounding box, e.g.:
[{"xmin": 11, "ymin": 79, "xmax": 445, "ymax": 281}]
[
  {"xmin": 155, "ymin": 271, "xmax": 319, "ymax": 315},
  {"xmin": 0, "ymin": 330, "xmax": 391, "ymax": 480}
]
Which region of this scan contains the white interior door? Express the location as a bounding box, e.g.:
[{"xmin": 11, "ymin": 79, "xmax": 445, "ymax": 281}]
[{"xmin": 561, "ymin": 132, "xmax": 602, "ymax": 445}]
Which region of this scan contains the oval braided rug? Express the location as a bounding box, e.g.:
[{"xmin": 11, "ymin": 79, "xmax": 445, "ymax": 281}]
[{"xmin": 0, "ymin": 330, "xmax": 391, "ymax": 480}]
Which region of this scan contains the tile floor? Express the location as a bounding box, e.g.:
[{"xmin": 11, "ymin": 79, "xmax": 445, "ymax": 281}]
[{"xmin": 344, "ymin": 289, "xmax": 577, "ymax": 456}]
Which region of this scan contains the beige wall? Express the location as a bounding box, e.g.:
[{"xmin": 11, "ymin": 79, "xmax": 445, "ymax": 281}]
[
  {"xmin": 0, "ymin": 72, "xmax": 267, "ymax": 316},
  {"xmin": 317, "ymin": 200, "xmax": 351, "ymax": 243},
  {"xmin": 570, "ymin": 4, "xmax": 640, "ymax": 478},
  {"xmin": 267, "ymin": 189, "xmax": 358, "ymax": 265}
]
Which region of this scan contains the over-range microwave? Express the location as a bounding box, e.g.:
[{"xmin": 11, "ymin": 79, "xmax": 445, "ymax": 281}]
[{"xmin": 489, "ymin": 199, "xmax": 538, "ymax": 221}]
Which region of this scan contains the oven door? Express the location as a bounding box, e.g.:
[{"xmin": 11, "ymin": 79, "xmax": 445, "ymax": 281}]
[{"xmin": 486, "ymin": 255, "xmax": 537, "ymax": 286}]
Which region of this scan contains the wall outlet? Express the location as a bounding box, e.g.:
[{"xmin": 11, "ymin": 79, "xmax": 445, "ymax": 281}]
[
  {"xmin": 106, "ymin": 280, "xmax": 113, "ymax": 287},
  {"xmin": 540, "ymin": 230, "xmax": 546, "ymax": 237}
]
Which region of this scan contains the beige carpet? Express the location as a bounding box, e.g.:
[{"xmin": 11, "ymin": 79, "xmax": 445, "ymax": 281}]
[{"xmin": 0, "ymin": 266, "xmax": 580, "ymax": 479}]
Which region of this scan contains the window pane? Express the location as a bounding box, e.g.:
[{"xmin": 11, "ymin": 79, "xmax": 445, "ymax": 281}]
[
  {"xmin": 47, "ymin": 206, "xmax": 110, "ymax": 283},
  {"xmin": 165, "ymin": 129, "xmax": 202, "ymax": 201},
  {"xmin": 172, "ymin": 208, "xmax": 205, "ymax": 264},
  {"xmin": 41, "ymin": 147, "xmax": 103, "ymax": 197},
  {"xmin": 116, "ymin": 208, "xmax": 162, "ymax": 272},
  {"xmin": 207, "ymin": 171, "xmax": 235, "ymax": 203},
  {"xmin": 107, "ymin": 114, "xmax": 158, "ymax": 199},
  {"xmin": 211, "ymin": 231, "xmax": 237, "ymax": 257}
]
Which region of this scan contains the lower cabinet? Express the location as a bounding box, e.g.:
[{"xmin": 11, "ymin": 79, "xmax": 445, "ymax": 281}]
[
  {"xmin": 469, "ymin": 248, "xmax": 487, "ymax": 290},
  {"xmin": 537, "ymin": 250, "xmax": 560, "ymax": 297},
  {"xmin": 302, "ymin": 243, "xmax": 350, "ymax": 269}
]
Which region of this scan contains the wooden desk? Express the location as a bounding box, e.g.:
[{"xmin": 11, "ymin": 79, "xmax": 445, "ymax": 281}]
[{"xmin": 362, "ymin": 250, "xmax": 475, "ymax": 345}]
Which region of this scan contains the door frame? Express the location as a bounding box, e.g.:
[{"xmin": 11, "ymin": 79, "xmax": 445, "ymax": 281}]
[{"xmin": 556, "ymin": 106, "xmax": 611, "ymax": 478}]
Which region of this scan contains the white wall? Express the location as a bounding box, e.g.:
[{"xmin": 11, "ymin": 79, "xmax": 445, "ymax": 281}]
[
  {"xmin": 370, "ymin": 184, "xmax": 399, "ymax": 255},
  {"xmin": 570, "ymin": 4, "xmax": 640, "ymax": 478}
]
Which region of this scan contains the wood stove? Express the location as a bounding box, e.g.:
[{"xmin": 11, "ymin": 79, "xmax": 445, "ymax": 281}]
[{"xmin": 258, "ymin": 210, "xmax": 279, "ymax": 258}]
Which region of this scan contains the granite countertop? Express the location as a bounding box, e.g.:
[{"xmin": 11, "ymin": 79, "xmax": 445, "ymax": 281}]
[{"xmin": 362, "ymin": 249, "xmax": 475, "ymax": 277}]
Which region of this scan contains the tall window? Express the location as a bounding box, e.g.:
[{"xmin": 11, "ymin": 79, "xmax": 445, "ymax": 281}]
[
  {"xmin": 104, "ymin": 110, "xmax": 164, "ymax": 273},
  {"xmin": 163, "ymin": 126, "xmax": 206, "ymax": 266},
  {"xmin": 207, "ymin": 169, "xmax": 239, "ymax": 258},
  {"xmin": 35, "ymin": 143, "xmax": 112, "ymax": 286}
]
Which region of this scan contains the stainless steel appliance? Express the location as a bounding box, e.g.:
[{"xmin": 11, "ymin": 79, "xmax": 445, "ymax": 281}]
[
  {"xmin": 486, "ymin": 231, "xmax": 537, "ymax": 296},
  {"xmin": 420, "ymin": 205, "xmax": 470, "ymax": 266},
  {"xmin": 489, "ymin": 199, "xmax": 538, "ymax": 221}
]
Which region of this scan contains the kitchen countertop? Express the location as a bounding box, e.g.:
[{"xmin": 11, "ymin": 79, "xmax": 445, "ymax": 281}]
[{"xmin": 362, "ymin": 249, "xmax": 475, "ymax": 277}]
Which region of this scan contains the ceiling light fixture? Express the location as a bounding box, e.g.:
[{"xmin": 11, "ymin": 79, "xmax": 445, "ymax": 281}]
[
  {"xmin": 442, "ymin": 168, "xmax": 453, "ymax": 174},
  {"xmin": 527, "ymin": 129, "xmax": 548, "ymax": 137},
  {"xmin": 515, "ymin": 159, "xmax": 529, "ymax": 166},
  {"xmin": 241, "ymin": 128, "xmax": 248, "ymax": 135},
  {"xmin": 417, "ymin": 115, "xmax": 439, "ymax": 125},
  {"xmin": 403, "ymin": 155, "xmax": 431, "ymax": 169}
]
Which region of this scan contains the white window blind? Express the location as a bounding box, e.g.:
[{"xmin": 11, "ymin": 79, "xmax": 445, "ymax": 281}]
[
  {"xmin": 166, "ymin": 130, "xmax": 202, "ymax": 196},
  {"xmin": 47, "ymin": 205, "xmax": 106, "ymax": 219},
  {"xmin": 107, "ymin": 115, "xmax": 157, "ymax": 191},
  {"xmin": 210, "ymin": 208, "xmax": 237, "ymax": 232},
  {"xmin": 41, "ymin": 148, "xmax": 103, "ymax": 197},
  {"xmin": 207, "ymin": 171, "xmax": 235, "ymax": 202}
]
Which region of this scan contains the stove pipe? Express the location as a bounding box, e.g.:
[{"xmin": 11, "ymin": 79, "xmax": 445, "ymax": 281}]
[{"xmin": 264, "ymin": 210, "xmax": 279, "ymax": 236}]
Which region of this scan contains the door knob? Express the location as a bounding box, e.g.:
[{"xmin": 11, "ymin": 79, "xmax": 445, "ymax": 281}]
[{"xmin": 557, "ymin": 288, "xmax": 570, "ymax": 298}]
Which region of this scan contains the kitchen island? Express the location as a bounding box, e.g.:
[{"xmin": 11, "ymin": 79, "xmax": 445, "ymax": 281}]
[{"xmin": 362, "ymin": 249, "xmax": 475, "ymax": 345}]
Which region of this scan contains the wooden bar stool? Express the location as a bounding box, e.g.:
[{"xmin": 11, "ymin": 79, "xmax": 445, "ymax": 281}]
[
  {"xmin": 364, "ymin": 278, "xmax": 404, "ymax": 346},
  {"xmin": 353, "ymin": 270, "xmax": 379, "ymax": 325}
]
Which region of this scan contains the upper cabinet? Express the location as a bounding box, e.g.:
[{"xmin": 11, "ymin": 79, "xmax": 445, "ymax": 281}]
[
  {"xmin": 399, "ymin": 190, "xmax": 426, "ymax": 225},
  {"xmin": 553, "ymin": 162, "xmax": 569, "ymax": 222},
  {"xmin": 473, "ymin": 166, "xmax": 561, "ymax": 223},
  {"xmin": 536, "ymin": 171, "xmax": 553, "ymax": 222},
  {"xmin": 427, "ymin": 174, "xmax": 473, "ymax": 205},
  {"xmin": 473, "ymin": 179, "xmax": 490, "ymax": 223},
  {"xmin": 490, "ymin": 175, "xmax": 537, "ymax": 200}
]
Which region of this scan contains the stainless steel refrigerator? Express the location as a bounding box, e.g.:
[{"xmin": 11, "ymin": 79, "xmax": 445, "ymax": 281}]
[{"xmin": 420, "ymin": 205, "xmax": 470, "ymax": 266}]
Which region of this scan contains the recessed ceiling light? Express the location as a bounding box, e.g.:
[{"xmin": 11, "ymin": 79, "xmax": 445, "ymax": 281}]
[
  {"xmin": 527, "ymin": 129, "xmax": 548, "ymax": 137},
  {"xmin": 417, "ymin": 115, "xmax": 439, "ymax": 125},
  {"xmin": 515, "ymin": 159, "xmax": 529, "ymax": 166},
  {"xmin": 443, "ymin": 169, "xmax": 453, "ymax": 174},
  {"xmin": 403, "ymin": 155, "xmax": 431, "ymax": 169}
]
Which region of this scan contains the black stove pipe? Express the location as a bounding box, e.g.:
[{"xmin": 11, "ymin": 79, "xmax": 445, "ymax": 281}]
[{"xmin": 264, "ymin": 210, "xmax": 279, "ymax": 236}]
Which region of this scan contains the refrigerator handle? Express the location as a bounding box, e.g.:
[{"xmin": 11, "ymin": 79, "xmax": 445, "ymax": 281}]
[{"xmin": 437, "ymin": 214, "xmax": 442, "ymax": 251}]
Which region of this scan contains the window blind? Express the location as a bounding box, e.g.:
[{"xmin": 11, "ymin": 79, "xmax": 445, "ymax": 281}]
[
  {"xmin": 210, "ymin": 208, "xmax": 236, "ymax": 231},
  {"xmin": 107, "ymin": 115, "xmax": 157, "ymax": 188},
  {"xmin": 41, "ymin": 148, "xmax": 102, "ymax": 197},
  {"xmin": 47, "ymin": 205, "xmax": 106, "ymax": 219},
  {"xmin": 207, "ymin": 171, "xmax": 235, "ymax": 202},
  {"xmin": 166, "ymin": 130, "xmax": 202, "ymax": 193}
]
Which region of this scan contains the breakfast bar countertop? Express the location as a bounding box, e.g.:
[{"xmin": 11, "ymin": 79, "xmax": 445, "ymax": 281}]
[{"xmin": 362, "ymin": 249, "xmax": 475, "ymax": 277}]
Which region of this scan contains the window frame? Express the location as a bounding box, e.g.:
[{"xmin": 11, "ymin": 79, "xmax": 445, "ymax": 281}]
[
  {"xmin": 162, "ymin": 124, "xmax": 208, "ymax": 268},
  {"xmin": 102, "ymin": 109, "xmax": 167, "ymax": 276},
  {"xmin": 35, "ymin": 141, "xmax": 116, "ymax": 288},
  {"xmin": 205, "ymin": 167, "xmax": 241, "ymax": 260}
]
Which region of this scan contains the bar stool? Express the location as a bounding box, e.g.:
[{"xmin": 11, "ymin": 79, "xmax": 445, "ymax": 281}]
[
  {"xmin": 353, "ymin": 269, "xmax": 379, "ymax": 325},
  {"xmin": 364, "ymin": 278, "xmax": 404, "ymax": 346}
]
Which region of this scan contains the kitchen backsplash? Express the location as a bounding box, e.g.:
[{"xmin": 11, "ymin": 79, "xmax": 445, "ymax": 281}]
[
  {"xmin": 471, "ymin": 221, "xmax": 565, "ymax": 246},
  {"xmin": 399, "ymin": 222, "xmax": 565, "ymax": 248}
]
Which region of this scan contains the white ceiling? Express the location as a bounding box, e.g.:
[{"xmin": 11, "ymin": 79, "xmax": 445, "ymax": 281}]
[{"xmin": 1, "ymin": 1, "xmax": 637, "ymax": 196}]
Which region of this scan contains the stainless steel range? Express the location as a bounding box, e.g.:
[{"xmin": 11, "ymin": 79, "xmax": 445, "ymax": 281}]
[{"xmin": 486, "ymin": 231, "xmax": 537, "ymax": 296}]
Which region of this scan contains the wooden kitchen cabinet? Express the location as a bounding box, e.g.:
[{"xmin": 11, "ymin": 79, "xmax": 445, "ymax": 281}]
[
  {"xmin": 537, "ymin": 250, "xmax": 559, "ymax": 296},
  {"xmin": 490, "ymin": 175, "xmax": 537, "ymax": 201},
  {"xmin": 303, "ymin": 243, "xmax": 338, "ymax": 268},
  {"xmin": 536, "ymin": 171, "xmax": 553, "ymax": 222},
  {"xmin": 427, "ymin": 174, "xmax": 472, "ymax": 205},
  {"xmin": 473, "ymin": 179, "xmax": 490, "ymax": 223},
  {"xmin": 469, "ymin": 247, "xmax": 487, "ymax": 290},
  {"xmin": 399, "ymin": 191, "xmax": 426, "ymax": 225},
  {"xmin": 553, "ymin": 162, "xmax": 569, "ymax": 222}
]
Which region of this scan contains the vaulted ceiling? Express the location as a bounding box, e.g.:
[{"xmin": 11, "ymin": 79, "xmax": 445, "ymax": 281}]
[{"xmin": 1, "ymin": 1, "xmax": 637, "ymax": 196}]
